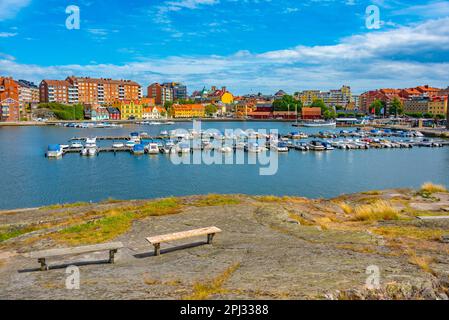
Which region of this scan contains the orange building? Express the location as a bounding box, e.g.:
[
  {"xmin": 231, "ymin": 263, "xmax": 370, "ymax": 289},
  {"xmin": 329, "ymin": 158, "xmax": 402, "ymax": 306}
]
[
  {"xmin": 172, "ymin": 104, "xmax": 205, "ymax": 118},
  {"xmin": 40, "ymin": 77, "xmax": 142, "ymax": 105},
  {"xmin": 39, "ymin": 80, "xmax": 71, "ymax": 103},
  {"xmin": 301, "ymin": 107, "xmax": 322, "ymax": 120},
  {"xmin": 1, "ymin": 77, "xmax": 20, "ymax": 121}
]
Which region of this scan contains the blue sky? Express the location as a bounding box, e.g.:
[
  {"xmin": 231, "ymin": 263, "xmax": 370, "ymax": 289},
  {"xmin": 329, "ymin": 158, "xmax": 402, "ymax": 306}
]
[{"xmin": 1, "ymin": 0, "xmax": 449, "ymax": 94}]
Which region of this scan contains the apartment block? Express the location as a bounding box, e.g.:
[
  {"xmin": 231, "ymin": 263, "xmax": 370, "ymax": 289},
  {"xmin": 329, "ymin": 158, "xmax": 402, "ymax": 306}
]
[
  {"xmin": 147, "ymin": 83, "xmax": 174, "ymax": 105},
  {"xmin": 297, "ymin": 86, "xmax": 351, "ymax": 108},
  {"xmin": 39, "ymin": 80, "xmax": 71, "ymax": 103},
  {"xmin": 40, "ymin": 77, "xmax": 142, "ymax": 105},
  {"xmin": 162, "ymin": 82, "xmax": 187, "ymax": 101},
  {"xmin": 17, "ymin": 80, "xmax": 39, "ymax": 105},
  {"xmin": 0, "ymin": 77, "xmax": 20, "ymax": 121}
]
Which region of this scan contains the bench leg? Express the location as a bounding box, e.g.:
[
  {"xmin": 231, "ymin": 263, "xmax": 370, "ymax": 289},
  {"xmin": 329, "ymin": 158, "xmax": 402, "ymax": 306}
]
[
  {"xmin": 109, "ymin": 249, "xmax": 118, "ymax": 264},
  {"xmin": 154, "ymin": 243, "xmax": 161, "ymax": 256},
  {"xmin": 207, "ymin": 233, "xmax": 215, "ymax": 244},
  {"xmin": 38, "ymin": 258, "xmax": 48, "ymax": 271}
]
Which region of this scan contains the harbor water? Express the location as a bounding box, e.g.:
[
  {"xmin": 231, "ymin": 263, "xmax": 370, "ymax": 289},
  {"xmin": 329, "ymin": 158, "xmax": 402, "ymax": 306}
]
[{"xmin": 0, "ymin": 121, "xmax": 448, "ymax": 210}]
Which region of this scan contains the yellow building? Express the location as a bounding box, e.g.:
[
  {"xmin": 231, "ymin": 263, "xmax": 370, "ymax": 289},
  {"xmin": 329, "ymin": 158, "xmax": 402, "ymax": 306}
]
[
  {"xmin": 299, "ymin": 90, "xmax": 320, "ymax": 106},
  {"xmin": 172, "ymin": 104, "xmax": 205, "ymax": 118},
  {"xmin": 428, "ymin": 97, "xmax": 447, "ymax": 116},
  {"xmin": 113, "ymin": 99, "xmax": 143, "ymax": 120}
]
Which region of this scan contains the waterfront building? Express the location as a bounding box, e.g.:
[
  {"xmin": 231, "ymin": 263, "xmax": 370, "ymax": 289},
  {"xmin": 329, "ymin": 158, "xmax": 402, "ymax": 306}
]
[
  {"xmin": 91, "ymin": 107, "xmax": 110, "ymax": 121},
  {"xmin": 297, "ymin": 86, "xmax": 351, "ymax": 108},
  {"xmin": 273, "ymin": 111, "xmax": 297, "ymax": 120},
  {"xmin": 39, "ymin": 80, "xmax": 70, "ymax": 104},
  {"xmin": 274, "ymin": 90, "xmax": 287, "ymax": 100},
  {"xmin": 113, "ymin": 99, "xmax": 143, "ymax": 120},
  {"xmin": 404, "ymin": 96, "xmax": 448, "ymax": 116},
  {"xmin": 172, "ymin": 104, "xmax": 205, "ymax": 118},
  {"xmin": 1, "ymin": 77, "xmax": 21, "ymax": 121},
  {"xmin": 17, "ymin": 80, "xmax": 39, "ymax": 106},
  {"xmin": 301, "ymin": 107, "xmax": 322, "ymax": 120},
  {"xmin": 162, "ymin": 82, "xmax": 187, "ymax": 101},
  {"xmin": 147, "ymin": 83, "xmax": 173, "ymax": 105},
  {"xmin": 143, "ymin": 106, "xmax": 167, "ymax": 119},
  {"xmin": 106, "ymin": 107, "xmax": 121, "ymax": 120},
  {"xmin": 359, "ymin": 89, "xmax": 402, "ymax": 115},
  {"xmin": 40, "ymin": 77, "xmax": 141, "ymax": 105},
  {"xmin": 191, "ymin": 86, "xmax": 234, "ymax": 105}
]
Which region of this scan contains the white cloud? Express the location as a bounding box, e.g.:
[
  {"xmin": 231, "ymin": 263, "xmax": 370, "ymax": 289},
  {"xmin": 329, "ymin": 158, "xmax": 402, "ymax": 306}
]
[
  {"xmin": 0, "ymin": 0, "xmax": 31, "ymax": 21},
  {"xmin": 393, "ymin": 1, "xmax": 449, "ymax": 18},
  {"xmin": 1, "ymin": 16, "xmax": 448, "ymax": 94},
  {"xmin": 0, "ymin": 32, "xmax": 18, "ymax": 37}
]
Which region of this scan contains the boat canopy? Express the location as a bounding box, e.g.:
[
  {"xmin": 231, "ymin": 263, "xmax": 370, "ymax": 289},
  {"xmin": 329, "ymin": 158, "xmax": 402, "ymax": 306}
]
[
  {"xmin": 47, "ymin": 144, "xmax": 61, "ymax": 151},
  {"xmin": 133, "ymin": 144, "xmax": 145, "ymax": 151}
]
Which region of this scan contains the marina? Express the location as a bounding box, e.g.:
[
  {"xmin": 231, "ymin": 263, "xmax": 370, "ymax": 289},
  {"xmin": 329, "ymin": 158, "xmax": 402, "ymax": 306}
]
[
  {"xmin": 1, "ymin": 122, "xmax": 448, "ymax": 210},
  {"xmin": 47, "ymin": 128, "xmax": 448, "ymax": 158}
]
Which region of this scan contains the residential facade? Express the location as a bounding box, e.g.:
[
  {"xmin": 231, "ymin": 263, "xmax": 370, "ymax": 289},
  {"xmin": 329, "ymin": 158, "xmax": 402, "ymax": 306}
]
[
  {"xmin": 40, "ymin": 77, "xmax": 142, "ymax": 105},
  {"xmin": 301, "ymin": 107, "xmax": 322, "ymax": 120},
  {"xmin": 404, "ymin": 96, "xmax": 448, "ymax": 115},
  {"xmin": 172, "ymin": 104, "xmax": 205, "ymax": 118},
  {"xmin": 147, "ymin": 83, "xmax": 173, "ymax": 105},
  {"xmin": 143, "ymin": 106, "xmax": 167, "ymax": 120},
  {"xmin": 1, "ymin": 77, "xmax": 20, "ymax": 121},
  {"xmin": 113, "ymin": 100, "xmax": 143, "ymax": 120},
  {"xmin": 297, "ymin": 86, "xmax": 352, "ymax": 108},
  {"xmin": 17, "ymin": 80, "xmax": 39, "ymax": 105}
]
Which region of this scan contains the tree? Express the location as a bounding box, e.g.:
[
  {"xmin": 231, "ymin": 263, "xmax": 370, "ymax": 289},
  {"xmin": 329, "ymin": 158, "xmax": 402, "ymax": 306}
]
[
  {"xmin": 310, "ymin": 99, "xmax": 336, "ymax": 119},
  {"xmin": 205, "ymin": 104, "xmax": 218, "ymax": 116},
  {"xmin": 389, "ymin": 97, "xmax": 403, "ymax": 117},
  {"xmin": 164, "ymin": 101, "xmax": 173, "ymax": 111},
  {"xmin": 370, "ymin": 99, "xmax": 385, "ymax": 116},
  {"xmin": 272, "ymin": 95, "xmax": 302, "ymax": 113}
]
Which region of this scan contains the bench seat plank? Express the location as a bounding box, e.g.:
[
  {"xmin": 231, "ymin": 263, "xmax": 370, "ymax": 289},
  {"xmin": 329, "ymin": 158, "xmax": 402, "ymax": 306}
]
[
  {"xmin": 26, "ymin": 242, "xmax": 124, "ymax": 259},
  {"xmin": 146, "ymin": 227, "xmax": 222, "ymax": 245}
]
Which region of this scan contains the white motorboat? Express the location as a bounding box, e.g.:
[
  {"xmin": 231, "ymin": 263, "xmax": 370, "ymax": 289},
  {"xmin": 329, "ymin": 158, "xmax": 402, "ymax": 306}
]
[
  {"xmin": 302, "ymin": 120, "xmax": 336, "ymax": 127},
  {"xmin": 70, "ymin": 141, "xmax": 83, "ymax": 148},
  {"xmin": 87, "ymin": 148, "xmax": 97, "ymax": 156},
  {"xmin": 85, "ymin": 137, "xmax": 97, "ymax": 146},
  {"xmin": 46, "ymin": 144, "xmax": 63, "ymax": 158},
  {"xmin": 247, "ymin": 143, "xmax": 266, "ymax": 153},
  {"xmin": 112, "ymin": 142, "xmax": 124, "ymax": 148},
  {"xmin": 80, "ymin": 148, "xmax": 88, "ymax": 156},
  {"xmin": 125, "ymin": 140, "xmax": 136, "ymax": 148},
  {"xmin": 270, "ymin": 141, "xmax": 289, "ymax": 152},
  {"xmin": 308, "ymin": 141, "xmax": 326, "ymax": 151},
  {"xmin": 145, "ymin": 143, "xmax": 160, "ymax": 154}
]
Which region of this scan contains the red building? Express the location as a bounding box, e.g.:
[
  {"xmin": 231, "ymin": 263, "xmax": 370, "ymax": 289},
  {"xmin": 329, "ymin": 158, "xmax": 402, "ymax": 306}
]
[
  {"xmin": 106, "ymin": 107, "xmax": 121, "ymax": 120},
  {"xmin": 301, "ymin": 107, "xmax": 321, "ymax": 120}
]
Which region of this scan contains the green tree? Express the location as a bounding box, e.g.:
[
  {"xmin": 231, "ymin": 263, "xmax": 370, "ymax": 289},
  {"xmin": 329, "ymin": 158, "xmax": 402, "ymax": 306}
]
[
  {"xmin": 310, "ymin": 99, "xmax": 336, "ymax": 119},
  {"xmin": 370, "ymin": 99, "xmax": 385, "ymax": 116},
  {"xmin": 205, "ymin": 104, "xmax": 218, "ymax": 116},
  {"xmin": 272, "ymin": 95, "xmax": 302, "ymax": 112},
  {"xmin": 389, "ymin": 97, "xmax": 403, "ymax": 117}
]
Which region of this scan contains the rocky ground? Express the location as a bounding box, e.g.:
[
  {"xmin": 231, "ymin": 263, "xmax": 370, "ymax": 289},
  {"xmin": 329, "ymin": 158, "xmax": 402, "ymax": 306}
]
[{"xmin": 1, "ymin": 187, "xmax": 449, "ymax": 300}]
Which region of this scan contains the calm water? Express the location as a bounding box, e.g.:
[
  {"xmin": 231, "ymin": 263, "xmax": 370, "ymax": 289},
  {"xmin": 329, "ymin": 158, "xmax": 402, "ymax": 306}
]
[{"xmin": 0, "ymin": 122, "xmax": 448, "ymax": 209}]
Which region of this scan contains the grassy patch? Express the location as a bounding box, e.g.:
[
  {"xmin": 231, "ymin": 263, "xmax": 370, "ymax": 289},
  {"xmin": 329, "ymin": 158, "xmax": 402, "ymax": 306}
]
[
  {"xmin": 372, "ymin": 225, "xmax": 445, "ymax": 241},
  {"xmin": 407, "ymin": 251, "xmax": 435, "ymax": 275},
  {"xmin": 0, "ymin": 225, "xmax": 40, "ymax": 242},
  {"xmin": 288, "ymin": 213, "xmax": 315, "ymax": 226},
  {"xmin": 420, "ymin": 182, "xmax": 448, "ymax": 194},
  {"xmin": 338, "ymin": 202, "xmax": 353, "ymax": 215},
  {"xmin": 352, "ymin": 200, "xmax": 399, "ymax": 221},
  {"xmin": 361, "ymin": 190, "xmax": 382, "ymax": 196},
  {"xmin": 52, "ymin": 198, "xmax": 182, "ymax": 245},
  {"xmin": 193, "ymin": 194, "xmax": 241, "ymax": 207},
  {"xmin": 40, "ymin": 202, "xmax": 89, "ymax": 210},
  {"xmin": 184, "ymin": 263, "xmax": 241, "ymax": 300}
]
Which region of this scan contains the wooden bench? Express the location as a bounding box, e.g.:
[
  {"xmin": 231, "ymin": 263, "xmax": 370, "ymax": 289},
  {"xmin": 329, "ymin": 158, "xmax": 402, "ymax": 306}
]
[
  {"xmin": 25, "ymin": 242, "xmax": 124, "ymax": 271},
  {"xmin": 146, "ymin": 226, "xmax": 222, "ymax": 256}
]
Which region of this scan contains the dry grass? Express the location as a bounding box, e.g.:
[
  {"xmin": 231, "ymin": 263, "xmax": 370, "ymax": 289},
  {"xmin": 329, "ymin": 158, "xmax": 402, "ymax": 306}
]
[
  {"xmin": 420, "ymin": 182, "xmax": 448, "ymax": 194},
  {"xmin": 338, "ymin": 202, "xmax": 353, "ymax": 215},
  {"xmin": 256, "ymin": 195, "xmax": 283, "ymax": 203},
  {"xmin": 372, "ymin": 225, "xmax": 445, "ymax": 241},
  {"xmin": 288, "ymin": 213, "xmax": 315, "ymax": 226},
  {"xmin": 407, "ymin": 250, "xmax": 435, "ymax": 275},
  {"xmin": 352, "ymin": 200, "xmax": 399, "ymax": 221},
  {"xmin": 183, "ymin": 263, "xmax": 240, "ymax": 300},
  {"xmin": 193, "ymin": 194, "xmax": 241, "ymax": 207}
]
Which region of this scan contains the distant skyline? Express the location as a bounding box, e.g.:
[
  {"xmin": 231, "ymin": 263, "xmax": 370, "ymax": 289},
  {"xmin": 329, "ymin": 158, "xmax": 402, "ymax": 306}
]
[{"xmin": 1, "ymin": 0, "xmax": 449, "ymax": 94}]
